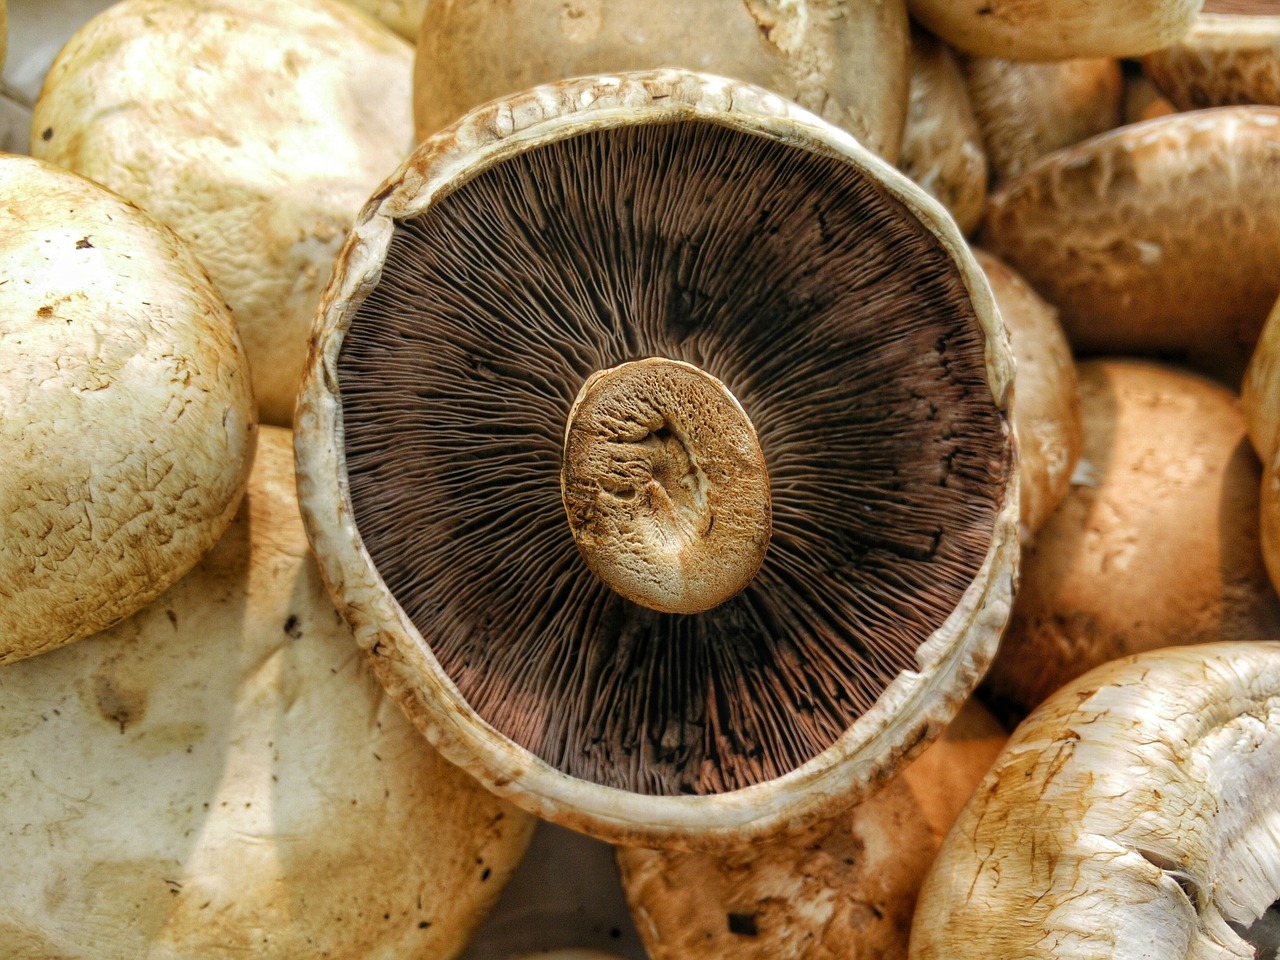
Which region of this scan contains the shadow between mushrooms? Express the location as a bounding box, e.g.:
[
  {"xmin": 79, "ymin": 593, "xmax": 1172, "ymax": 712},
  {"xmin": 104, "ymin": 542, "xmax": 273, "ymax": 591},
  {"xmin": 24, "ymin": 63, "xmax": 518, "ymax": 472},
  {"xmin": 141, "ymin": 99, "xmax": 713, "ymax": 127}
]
[{"xmin": 296, "ymin": 69, "xmax": 1018, "ymax": 849}]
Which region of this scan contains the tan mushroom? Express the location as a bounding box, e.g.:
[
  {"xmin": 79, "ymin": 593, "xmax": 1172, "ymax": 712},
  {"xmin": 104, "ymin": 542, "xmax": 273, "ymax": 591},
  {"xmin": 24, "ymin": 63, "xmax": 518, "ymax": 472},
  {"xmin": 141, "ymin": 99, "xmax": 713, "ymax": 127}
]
[
  {"xmin": 906, "ymin": 0, "xmax": 1203, "ymax": 61},
  {"xmin": 31, "ymin": 0, "xmax": 415, "ymax": 427},
  {"xmin": 0, "ymin": 426, "xmax": 534, "ymax": 958},
  {"xmin": 899, "ymin": 27, "xmax": 988, "ymax": 236},
  {"xmin": 981, "ymin": 106, "xmax": 1280, "ymax": 382},
  {"xmin": 412, "ymin": 0, "xmax": 911, "ymax": 162},
  {"xmin": 982, "ymin": 359, "xmax": 1280, "ymax": 717},
  {"xmin": 965, "ymin": 56, "xmax": 1125, "ymax": 183},
  {"xmin": 295, "ymin": 69, "xmax": 1019, "ymax": 850},
  {"xmin": 0, "ymin": 153, "xmax": 255, "ymax": 666},
  {"xmin": 1144, "ymin": 1, "xmax": 1280, "ymax": 109},
  {"xmin": 615, "ymin": 699, "xmax": 1006, "ymax": 960},
  {"xmin": 1243, "ymin": 294, "xmax": 1280, "ymax": 595},
  {"xmin": 911, "ymin": 642, "xmax": 1280, "ymax": 960}
]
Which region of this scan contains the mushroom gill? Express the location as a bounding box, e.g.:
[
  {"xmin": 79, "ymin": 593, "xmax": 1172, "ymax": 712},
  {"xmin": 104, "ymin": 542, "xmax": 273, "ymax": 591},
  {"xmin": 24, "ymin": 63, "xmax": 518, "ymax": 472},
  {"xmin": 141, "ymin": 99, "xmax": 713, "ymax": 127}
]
[{"xmin": 334, "ymin": 114, "xmax": 1010, "ymax": 799}]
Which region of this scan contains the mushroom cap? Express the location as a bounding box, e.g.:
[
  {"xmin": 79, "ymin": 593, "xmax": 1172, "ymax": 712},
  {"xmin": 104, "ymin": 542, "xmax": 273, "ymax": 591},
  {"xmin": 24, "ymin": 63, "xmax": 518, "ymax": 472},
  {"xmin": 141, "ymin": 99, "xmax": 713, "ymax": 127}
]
[
  {"xmin": 906, "ymin": 0, "xmax": 1203, "ymax": 60},
  {"xmin": 295, "ymin": 69, "xmax": 1019, "ymax": 849},
  {"xmin": 982, "ymin": 359, "xmax": 1280, "ymax": 717},
  {"xmin": 615, "ymin": 698, "xmax": 1006, "ymax": 960},
  {"xmin": 1242, "ymin": 292, "xmax": 1280, "ymax": 461},
  {"xmin": 1144, "ymin": 5, "xmax": 1280, "ymax": 109},
  {"xmin": 339, "ymin": 0, "xmax": 425, "ymax": 42},
  {"xmin": 972, "ymin": 249, "xmax": 1083, "ymax": 537},
  {"xmin": 0, "ymin": 426, "xmax": 534, "ymax": 959},
  {"xmin": 0, "ymin": 153, "xmax": 255, "ymax": 665},
  {"xmin": 910, "ymin": 642, "xmax": 1280, "ymax": 960},
  {"xmin": 965, "ymin": 56, "xmax": 1125, "ymax": 184},
  {"xmin": 981, "ymin": 105, "xmax": 1280, "ymax": 381},
  {"xmin": 899, "ymin": 27, "xmax": 988, "ymax": 236},
  {"xmin": 412, "ymin": 0, "xmax": 911, "ymax": 162},
  {"xmin": 30, "ymin": 0, "xmax": 415, "ymax": 427}
]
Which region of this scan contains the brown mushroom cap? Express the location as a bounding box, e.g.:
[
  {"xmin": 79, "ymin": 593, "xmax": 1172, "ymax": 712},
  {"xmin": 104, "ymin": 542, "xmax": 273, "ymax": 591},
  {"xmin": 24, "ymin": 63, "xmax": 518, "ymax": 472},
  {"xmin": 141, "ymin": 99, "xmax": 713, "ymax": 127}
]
[
  {"xmin": 981, "ymin": 106, "xmax": 1280, "ymax": 381},
  {"xmin": 615, "ymin": 699, "xmax": 1006, "ymax": 960},
  {"xmin": 30, "ymin": 0, "xmax": 415, "ymax": 427},
  {"xmin": 1144, "ymin": 3, "xmax": 1280, "ymax": 109},
  {"xmin": 982, "ymin": 359, "xmax": 1280, "ymax": 718},
  {"xmin": 296, "ymin": 69, "xmax": 1018, "ymax": 849},
  {"xmin": 906, "ymin": 0, "xmax": 1203, "ymax": 61},
  {"xmin": 412, "ymin": 0, "xmax": 911, "ymax": 162},
  {"xmin": 0, "ymin": 426, "xmax": 534, "ymax": 958},
  {"xmin": 0, "ymin": 154, "xmax": 255, "ymax": 665},
  {"xmin": 1242, "ymin": 293, "xmax": 1280, "ymax": 461},
  {"xmin": 965, "ymin": 56, "xmax": 1125, "ymax": 184}
]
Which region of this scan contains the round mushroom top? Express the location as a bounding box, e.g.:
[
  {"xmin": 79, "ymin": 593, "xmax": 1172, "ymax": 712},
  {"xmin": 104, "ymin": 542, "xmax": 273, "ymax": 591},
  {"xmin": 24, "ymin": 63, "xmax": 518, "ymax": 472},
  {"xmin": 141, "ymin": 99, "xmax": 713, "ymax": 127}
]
[
  {"xmin": 0, "ymin": 154, "xmax": 255, "ymax": 665},
  {"xmin": 296, "ymin": 69, "xmax": 1018, "ymax": 849}
]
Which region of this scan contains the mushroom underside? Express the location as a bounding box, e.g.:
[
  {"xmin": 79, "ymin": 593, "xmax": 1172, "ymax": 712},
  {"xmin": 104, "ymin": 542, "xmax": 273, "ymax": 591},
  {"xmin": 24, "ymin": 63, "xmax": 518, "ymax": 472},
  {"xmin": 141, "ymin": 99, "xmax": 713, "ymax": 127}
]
[{"xmin": 337, "ymin": 118, "xmax": 1009, "ymax": 797}]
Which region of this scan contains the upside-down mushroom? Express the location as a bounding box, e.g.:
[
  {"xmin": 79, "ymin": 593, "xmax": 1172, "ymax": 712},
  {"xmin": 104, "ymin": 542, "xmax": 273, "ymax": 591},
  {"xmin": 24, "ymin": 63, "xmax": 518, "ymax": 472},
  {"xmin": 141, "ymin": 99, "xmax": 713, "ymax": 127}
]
[
  {"xmin": 295, "ymin": 69, "xmax": 1019, "ymax": 850},
  {"xmin": 911, "ymin": 642, "xmax": 1280, "ymax": 960}
]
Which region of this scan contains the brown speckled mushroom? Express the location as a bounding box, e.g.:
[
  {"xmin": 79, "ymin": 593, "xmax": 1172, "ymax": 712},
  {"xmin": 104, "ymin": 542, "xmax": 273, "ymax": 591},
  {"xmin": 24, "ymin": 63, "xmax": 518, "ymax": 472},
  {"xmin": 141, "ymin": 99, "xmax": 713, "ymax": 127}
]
[
  {"xmin": 412, "ymin": 0, "xmax": 911, "ymax": 162},
  {"xmin": 911, "ymin": 642, "xmax": 1280, "ymax": 960},
  {"xmin": 1145, "ymin": 1, "xmax": 1280, "ymax": 108},
  {"xmin": 982, "ymin": 359, "xmax": 1280, "ymax": 718},
  {"xmin": 615, "ymin": 699, "xmax": 1006, "ymax": 960},
  {"xmin": 295, "ymin": 69, "xmax": 1019, "ymax": 850},
  {"xmin": 965, "ymin": 56, "xmax": 1125, "ymax": 184},
  {"xmin": 0, "ymin": 427, "xmax": 534, "ymax": 959},
  {"xmin": 906, "ymin": 0, "xmax": 1203, "ymax": 61},
  {"xmin": 0, "ymin": 153, "xmax": 255, "ymax": 665},
  {"xmin": 899, "ymin": 26, "xmax": 988, "ymax": 236},
  {"xmin": 31, "ymin": 0, "xmax": 415, "ymax": 427},
  {"xmin": 982, "ymin": 105, "xmax": 1280, "ymax": 383}
]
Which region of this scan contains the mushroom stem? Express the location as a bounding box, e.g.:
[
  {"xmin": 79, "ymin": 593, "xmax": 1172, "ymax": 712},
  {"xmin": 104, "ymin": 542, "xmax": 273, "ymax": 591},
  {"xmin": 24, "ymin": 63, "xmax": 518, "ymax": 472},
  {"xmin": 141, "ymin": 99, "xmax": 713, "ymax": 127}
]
[{"xmin": 561, "ymin": 357, "xmax": 771, "ymax": 615}]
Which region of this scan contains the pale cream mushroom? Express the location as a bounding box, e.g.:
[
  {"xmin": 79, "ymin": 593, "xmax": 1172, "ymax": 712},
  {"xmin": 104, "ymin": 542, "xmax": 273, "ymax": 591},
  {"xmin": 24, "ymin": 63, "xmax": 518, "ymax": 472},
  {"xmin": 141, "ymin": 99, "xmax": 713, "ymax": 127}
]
[
  {"xmin": 1145, "ymin": 0, "xmax": 1280, "ymax": 109},
  {"xmin": 295, "ymin": 69, "xmax": 1019, "ymax": 850},
  {"xmin": 911, "ymin": 642, "xmax": 1280, "ymax": 960},
  {"xmin": 340, "ymin": 0, "xmax": 426, "ymax": 42},
  {"xmin": 982, "ymin": 359, "xmax": 1280, "ymax": 717},
  {"xmin": 0, "ymin": 153, "xmax": 255, "ymax": 665},
  {"xmin": 31, "ymin": 0, "xmax": 415, "ymax": 427},
  {"xmin": 412, "ymin": 0, "xmax": 911, "ymax": 162},
  {"xmin": 615, "ymin": 699, "xmax": 1006, "ymax": 960},
  {"xmin": 906, "ymin": 0, "xmax": 1203, "ymax": 61},
  {"xmin": 982, "ymin": 106, "xmax": 1280, "ymax": 382},
  {"xmin": 0, "ymin": 426, "xmax": 534, "ymax": 959}
]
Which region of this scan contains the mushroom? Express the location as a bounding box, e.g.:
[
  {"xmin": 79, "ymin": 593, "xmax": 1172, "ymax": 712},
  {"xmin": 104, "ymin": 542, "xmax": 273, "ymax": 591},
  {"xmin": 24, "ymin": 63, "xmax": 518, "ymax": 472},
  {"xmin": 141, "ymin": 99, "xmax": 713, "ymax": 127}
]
[
  {"xmin": 910, "ymin": 642, "xmax": 1280, "ymax": 960},
  {"xmin": 614, "ymin": 699, "xmax": 1006, "ymax": 960},
  {"xmin": 906, "ymin": 0, "xmax": 1203, "ymax": 61},
  {"xmin": 0, "ymin": 153, "xmax": 255, "ymax": 665},
  {"xmin": 295, "ymin": 69, "xmax": 1019, "ymax": 850},
  {"xmin": 964, "ymin": 56, "xmax": 1125, "ymax": 183},
  {"xmin": 339, "ymin": 0, "xmax": 425, "ymax": 42},
  {"xmin": 899, "ymin": 26, "xmax": 988, "ymax": 236},
  {"xmin": 0, "ymin": 426, "xmax": 535, "ymax": 958},
  {"xmin": 31, "ymin": 0, "xmax": 415, "ymax": 427},
  {"xmin": 981, "ymin": 359, "xmax": 1280, "ymax": 718},
  {"xmin": 1243, "ymin": 294, "xmax": 1280, "ymax": 595},
  {"xmin": 412, "ymin": 0, "xmax": 911, "ymax": 162},
  {"xmin": 1144, "ymin": 1, "xmax": 1280, "ymax": 109},
  {"xmin": 981, "ymin": 105, "xmax": 1280, "ymax": 383}
]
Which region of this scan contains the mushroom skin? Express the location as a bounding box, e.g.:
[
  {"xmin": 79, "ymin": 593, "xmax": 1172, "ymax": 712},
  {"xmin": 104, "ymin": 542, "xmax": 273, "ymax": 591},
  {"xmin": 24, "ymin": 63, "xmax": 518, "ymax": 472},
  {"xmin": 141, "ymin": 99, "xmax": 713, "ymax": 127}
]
[
  {"xmin": 412, "ymin": 0, "xmax": 910, "ymax": 162},
  {"xmin": 910, "ymin": 642, "xmax": 1280, "ymax": 960},
  {"xmin": 339, "ymin": 0, "xmax": 425, "ymax": 41},
  {"xmin": 296, "ymin": 69, "xmax": 1019, "ymax": 850},
  {"xmin": 615, "ymin": 699, "xmax": 1006, "ymax": 960},
  {"xmin": 1243, "ymin": 295, "xmax": 1280, "ymax": 596},
  {"xmin": 0, "ymin": 154, "xmax": 255, "ymax": 665},
  {"xmin": 906, "ymin": 0, "xmax": 1204, "ymax": 60},
  {"xmin": 982, "ymin": 359, "xmax": 1280, "ymax": 717},
  {"xmin": 0, "ymin": 427, "xmax": 534, "ymax": 959},
  {"xmin": 981, "ymin": 106, "xmax": 1280, "ymax": 382},
  {"xmin": 1144, "ymin": 3, "xmax": 1280, "ymax": 109},
  {"xmin": 30, "ymin": 0, "xmax": 414, "ymax": 427},
  {"xmin": 899, "ymin": 27, "xmax": 988, "ymax": 236}
]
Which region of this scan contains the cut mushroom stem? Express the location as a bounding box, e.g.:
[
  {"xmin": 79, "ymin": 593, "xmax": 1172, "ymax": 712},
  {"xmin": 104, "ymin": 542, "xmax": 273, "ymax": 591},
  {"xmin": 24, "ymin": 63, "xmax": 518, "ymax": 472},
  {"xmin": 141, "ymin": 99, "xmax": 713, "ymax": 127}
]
[{"xmin": 561, "ymin": 357, "xmax": 771, "ymax": 615}]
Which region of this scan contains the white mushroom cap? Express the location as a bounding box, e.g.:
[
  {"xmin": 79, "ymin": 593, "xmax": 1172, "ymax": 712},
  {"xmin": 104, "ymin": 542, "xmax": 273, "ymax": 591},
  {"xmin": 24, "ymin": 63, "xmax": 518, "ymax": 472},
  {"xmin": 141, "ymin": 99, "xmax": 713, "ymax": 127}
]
[
  {"xmin": 911, "ymin": 642, "xmax": 1280, "ymax": 960},
  {"xmin": 0, "ymin": 426, "xmax": 534, "ymax": 958},
  {"xmin": 0, "ymin": 153, "xmax": 255, "ymax": 665},
  {"xmin": 30, "ymin": 0, "xmax": 415, "ymax": 426}
]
